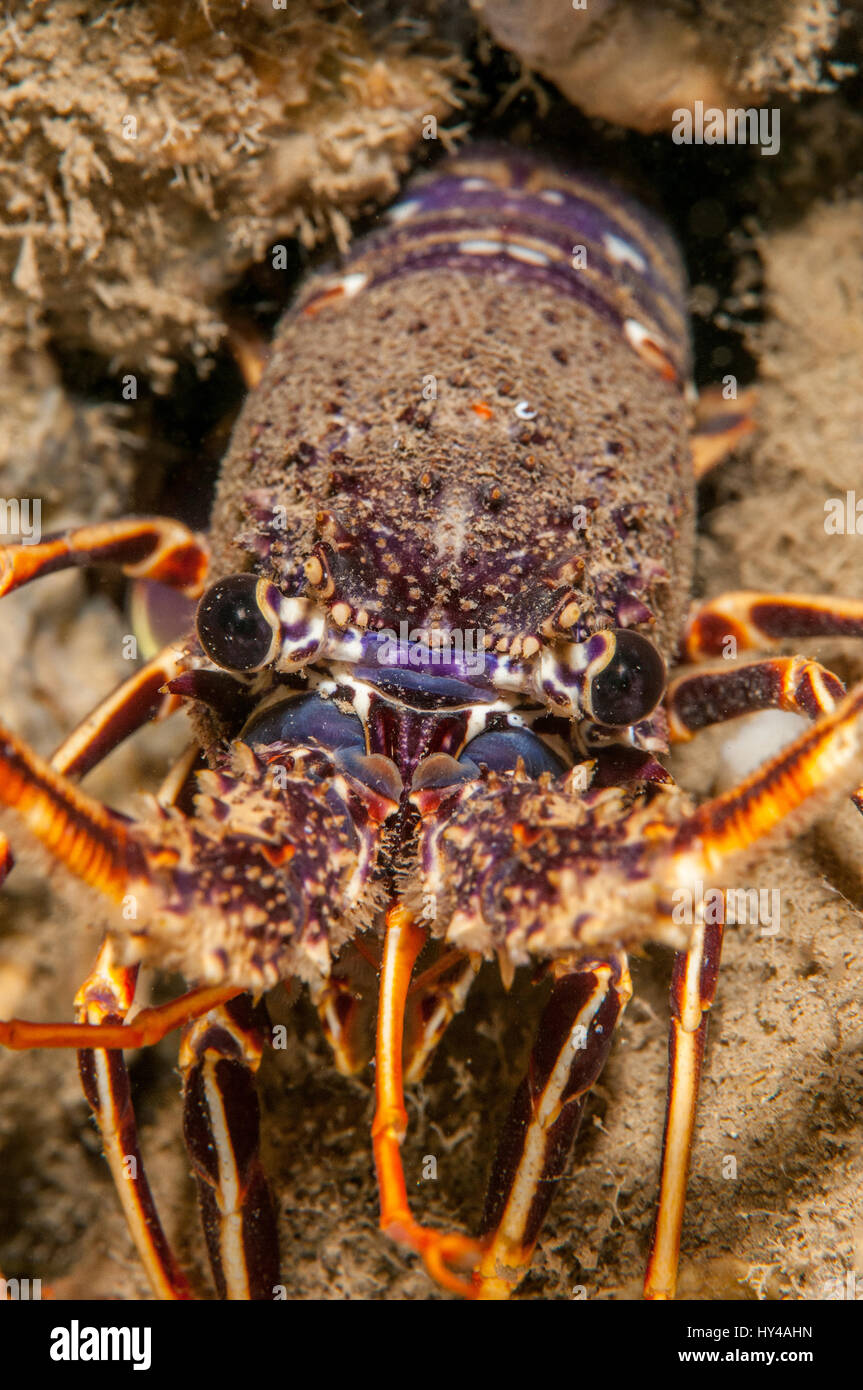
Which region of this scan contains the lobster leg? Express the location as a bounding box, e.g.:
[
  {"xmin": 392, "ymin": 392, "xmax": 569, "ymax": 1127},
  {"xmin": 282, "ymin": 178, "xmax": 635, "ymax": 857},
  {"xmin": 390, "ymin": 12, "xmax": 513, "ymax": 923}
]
[
  {"xmin": 690, "ymin": 385, "xmax": 756, "ymax": 481},
  {"xmin": 0, "ymin": 716, "xmax": 144, "ymax": 901},
  {"xmin": 0, "ymin": 984, "xmax": 242, "ymax": 1050},
  {"xmin": 0, "ymin": 513, "xmax": 200, "ymax": 884},
  {"xmin": 646, "ymin": 656, "xmax": 859, "ymax": 1300},
  {"xmin": 313, "ymin": 938, "xmax": 479, "ymax": 1084},
  {"xmin": 648, "ymin": 653, "xmax": 863, "ymax": 1297},
  {"xmin": 643, "ymin": 920, "xmax": 722, "ymax": 1300},
  {"xmin": 0, "ymin": 516, "xmax": 208, "ymax": 599},
  {"xmin": 667, "ymin": 654, "xmax": 847, "ymax": 740},
  {"xmin": 641, "ymin": 681, "xmax": 863, "ymax": 1297},
  {"xmin": 180, "ymin": 995, "xmax": 280, "ymax": 1300},
  {"xmin": 226, "ymin": 319, "xmax": 271, "ymax": 391},
  {"xmin": 0, "ymin": 640, "xmax": 187, "ymax": 884},
  {"xmin": 404, "ymin": 947, "xmax": 480, "ymax": 1084},
  {"xmin": 76, "ymin": 940, "xmax": 193, "ymax": 1300},
  {"xmin": 74, "ymin": 742, "xmax": 201, "ymax": 1301},
  {"xmin": 0, "ymin": 686, "xmax": 235, "ymax": 1053},
  {"xmin": 668, "ymin": 653, "xmax": 863, "ymax": 816},
  {"xmin": 310, "ymin": 937, "xmax": 382, "ymax": 1077},
  {"xmin": 475, "ymin": 952, "xmax": 631, "ymax": 1300},
  {"xmin": 372, "ymin": 904, "xmax": 483, "ymax": 1297},
  {"xmin": 682, "ymin": 589, "xmax": 863, "ymax": 661},
  {"xmin": 50, "ymin": 641, "xmax": 189, "ymax": 779},
  {"xmin": 0, "ymin": 640, "xmax": 200, "ymax": 1293},
  {"xmin": 668, "ymin": 681, "xmax": 863, "ymax": 868}
]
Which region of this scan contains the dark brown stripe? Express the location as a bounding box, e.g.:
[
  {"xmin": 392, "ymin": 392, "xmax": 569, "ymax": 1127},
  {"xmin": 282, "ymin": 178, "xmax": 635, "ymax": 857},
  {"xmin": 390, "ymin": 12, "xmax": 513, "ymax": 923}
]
[
  {"xmin": 61, "ymin": 668, "xmax": 171, "ymax": 780},
  {"xmin": 752, "ymin": 601, "xmax": 863, "ymax": 640},
  {"xmin": 672, "ymin": 663, "xmax": 784, "ymax": 733},
  {"xmin": 181, "ymin": 999, "xmax": 279, "ymax": 1300},
  {"xmin": 480, "ymin": 966, "xmax": 623, "ymax": 1245}
]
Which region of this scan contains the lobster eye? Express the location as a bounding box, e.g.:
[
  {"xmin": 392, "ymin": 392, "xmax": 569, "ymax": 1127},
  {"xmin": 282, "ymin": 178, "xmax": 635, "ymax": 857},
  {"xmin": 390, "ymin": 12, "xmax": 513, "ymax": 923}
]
[
  {"xmin": 241, "ymin": 692, "xmax": 365, "ymax": 752},
  {"xmin": 588, "ymin": 630, "xmax": 665, "ymax": 727},
  {"xmin": 196, "ymin": 575, "xmax": 276, "ymax": 672},
  {"xmin": 458, "ymin": 726, "xmax": 565, "ymax": 779}
]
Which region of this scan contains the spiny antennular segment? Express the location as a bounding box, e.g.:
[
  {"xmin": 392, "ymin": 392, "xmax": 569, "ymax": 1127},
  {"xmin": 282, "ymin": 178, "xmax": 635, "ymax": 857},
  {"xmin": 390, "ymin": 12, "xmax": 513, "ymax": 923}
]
[
  {"xmin": 124, "ymin": 744, "xmax": 393, "ymax": 991},
  {"xmin": 409, "ymin": 766, "xmax": 695, "ymax": 964}
]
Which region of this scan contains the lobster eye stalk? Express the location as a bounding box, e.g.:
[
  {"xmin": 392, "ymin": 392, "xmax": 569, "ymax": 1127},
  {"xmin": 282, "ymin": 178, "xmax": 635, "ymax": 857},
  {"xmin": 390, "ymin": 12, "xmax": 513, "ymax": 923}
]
[
  {"xmin": 196, "ymin": 574, "xmax": 279, "ymax": 672},
  {"xmin": 587, "ymin": 629, "xmax": 666, "ymax": 727}
]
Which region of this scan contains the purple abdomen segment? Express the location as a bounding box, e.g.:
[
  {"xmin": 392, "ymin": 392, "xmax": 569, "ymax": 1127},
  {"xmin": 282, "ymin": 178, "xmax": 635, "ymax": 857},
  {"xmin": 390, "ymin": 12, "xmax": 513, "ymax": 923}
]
[{"xmin": 299, "ymin": 146, "xmax": 690, "ymax": 384}]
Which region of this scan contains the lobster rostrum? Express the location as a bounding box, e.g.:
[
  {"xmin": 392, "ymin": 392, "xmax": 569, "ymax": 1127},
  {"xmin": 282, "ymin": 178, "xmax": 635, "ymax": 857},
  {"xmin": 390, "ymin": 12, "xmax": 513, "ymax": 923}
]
[{"xmin": 3, "ymin": 147, "xmax": 863, "ymax": 1300}]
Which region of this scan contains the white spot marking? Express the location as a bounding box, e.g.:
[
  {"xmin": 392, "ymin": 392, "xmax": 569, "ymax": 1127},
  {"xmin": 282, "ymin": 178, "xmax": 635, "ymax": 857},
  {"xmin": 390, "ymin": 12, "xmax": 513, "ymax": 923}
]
[
  {"xmin": 457, "ymin": 237, "xmax": 504, "ymax": 255},
  {"xmin": 539, "ymin": 189, "xmax": 565, "ymax": 205},
  {"xmin": 387, "ymin": 198, "xmax": 421, "ymax": 223},
  {"xmin": 338, "ymin": 271, "xmax": 368, "ymax": 298},
  {"xmin": 457, "ymin": 237, "xmax": 550, "ymax": 268},
  {"xmin": 506, "ymin": 243, "xmax": 550, "ymax": 266},
  {"xmin": 624, "ymin": 318, "xmax": 654, "ymax": 350},
  {"xmin": 623, "ymin": 318, "xmax": 677, "ymax": 379},
  {"xmin": 603, "ymin": 232, "xmax": 647, "ymax": 272}
]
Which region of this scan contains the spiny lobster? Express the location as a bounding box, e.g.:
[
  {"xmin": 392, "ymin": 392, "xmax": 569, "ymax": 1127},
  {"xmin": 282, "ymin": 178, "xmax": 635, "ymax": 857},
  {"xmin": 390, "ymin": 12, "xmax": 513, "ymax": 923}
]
[{"xmin": 2, "ymin": 146, "xmax": 863, "ymax": 1300}]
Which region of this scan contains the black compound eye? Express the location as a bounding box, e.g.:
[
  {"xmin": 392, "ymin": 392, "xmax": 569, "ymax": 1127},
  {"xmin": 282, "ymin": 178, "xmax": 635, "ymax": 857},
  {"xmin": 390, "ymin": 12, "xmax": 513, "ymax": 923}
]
[
  {"xmin": 196, "ymin": 575, "xmax": 275, "ymax": 672},
  {"xmin": 241, "ymin": 693, "xmax": 365, "ymax": 752},
  {"xmin": 588, "ymin": 630, "xmax": 665, "ymax": 727},
  {"xmin": 458, "ymin": 726, "xmax": 566, "ymax": 779}
]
